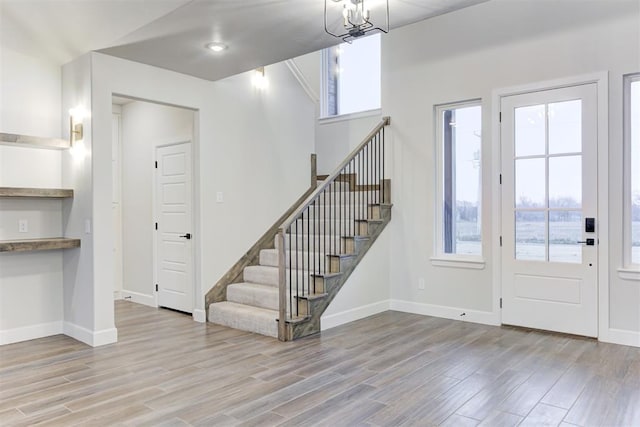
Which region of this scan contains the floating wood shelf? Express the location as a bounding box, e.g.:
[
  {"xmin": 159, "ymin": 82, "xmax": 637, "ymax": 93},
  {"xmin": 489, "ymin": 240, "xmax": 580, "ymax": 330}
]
[
  {"xmin": 0, "ymin": 238, "xmax": 81, "ymax": 253},
  {"xmin": 0, "ymin": 132, "xmax": 69, "ymax": 150},
  {"xmin": 0, "ymin": 187, "xmax": 74, "ymax": 198}
]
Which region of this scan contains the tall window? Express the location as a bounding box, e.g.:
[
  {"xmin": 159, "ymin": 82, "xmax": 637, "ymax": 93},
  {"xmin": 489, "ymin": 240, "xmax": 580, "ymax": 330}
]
[
  {"xmin": 625, "ymin": 74, "xmax": 640, "ymax": 266},
  {"xmin": 322, "ymin": 34, "xmax": 381, "ymax": 117},
  {"xmin": 435, "ymin": 101, "xmax": 482, "ymax": 257}
]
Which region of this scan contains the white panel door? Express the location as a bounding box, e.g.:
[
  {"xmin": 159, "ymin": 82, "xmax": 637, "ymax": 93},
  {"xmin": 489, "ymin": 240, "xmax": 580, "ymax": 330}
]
[
  {"xmin": 501, "ymin": 84, "xmax": 598, "ymax": 337},
  {"xmin": 156, "ymin": 142, "xmax": 193, "ymax": 313}
]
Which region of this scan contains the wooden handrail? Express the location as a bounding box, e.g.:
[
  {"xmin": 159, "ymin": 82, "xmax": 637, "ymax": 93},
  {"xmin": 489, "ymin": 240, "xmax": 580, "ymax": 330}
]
[{"xmin": 279, "ymin": 117, "xmax": 390, "ymax": 231}]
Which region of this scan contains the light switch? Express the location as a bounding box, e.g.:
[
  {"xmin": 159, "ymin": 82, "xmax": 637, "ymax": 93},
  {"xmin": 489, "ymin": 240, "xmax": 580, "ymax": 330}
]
[
  {"xmin": 85, "ymin": 219, "xmax": 92, "ymax": 234},
  {"xmin": 18, "ymin": 219, "xmax": 28, "ymax": 233},
  {"xmin": 216, "ymin": 191, "xmax": 224, "ymax": 203}
]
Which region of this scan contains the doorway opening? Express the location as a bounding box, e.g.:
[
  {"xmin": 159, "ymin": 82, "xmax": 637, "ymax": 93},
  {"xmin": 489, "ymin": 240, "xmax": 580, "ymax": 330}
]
[{"xmin": 111, "ymin": 96, "xmax": 196, "ymax": 314}]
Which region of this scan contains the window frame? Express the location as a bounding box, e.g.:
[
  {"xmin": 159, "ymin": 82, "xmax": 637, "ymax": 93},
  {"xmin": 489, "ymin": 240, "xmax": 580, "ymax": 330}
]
[
  {"xmin": 432, "ymin": 99, "xmax": 485, "ymax": 267},
  {"xmin": 623, "ymin": 73, "xmax": 640, "ymax": 270}
]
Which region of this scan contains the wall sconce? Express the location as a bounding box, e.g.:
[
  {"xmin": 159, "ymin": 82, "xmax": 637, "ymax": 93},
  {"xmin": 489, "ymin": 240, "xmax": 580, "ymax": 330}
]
[
  {"xmin": 252, "ymin": 67, "xmax": 269, "ymax": 90},
  {"xmin": 69, "ymin": 106, "xmax": 87, "ymax": 146}
]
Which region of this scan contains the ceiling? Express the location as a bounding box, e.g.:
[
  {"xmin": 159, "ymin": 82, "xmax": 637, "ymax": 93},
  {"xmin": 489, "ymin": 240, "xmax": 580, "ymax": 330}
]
[{"xmin": 1, "ymin": 0, "xmax": 487, "ymax": 82}]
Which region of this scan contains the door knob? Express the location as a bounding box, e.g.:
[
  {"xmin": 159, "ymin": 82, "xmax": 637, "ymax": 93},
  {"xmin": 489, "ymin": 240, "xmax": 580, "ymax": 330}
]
[{"xmin": 180, "ymin": 233, "xmax": 192, "ymax": 240}]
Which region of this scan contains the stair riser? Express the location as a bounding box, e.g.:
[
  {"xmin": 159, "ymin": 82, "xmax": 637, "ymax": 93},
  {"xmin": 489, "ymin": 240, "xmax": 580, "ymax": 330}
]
[
  {"xmin": 244, "ymin": 266, "xmax": 320, "ymax": 287},
  {"xmin": 227, "ymin": 285, "xmax": 278, "ymax": 311},
  {"xmin": 227, "ymin": 284, "xmax": 305, "ymax": 313},
  {"xmin": 275, "ymin": 236, "xmax": 352, "ymax": 254},
  {"xmin": 288, "ymin": 221, "xmax": 360, "ymax": 235},
  {"xmin": 208, "ymin": 304, "xmax": 278, "ymax": 338},
  {"xmin": 320, "ymin": 182, "xmax": 351, "ymax": 191}
]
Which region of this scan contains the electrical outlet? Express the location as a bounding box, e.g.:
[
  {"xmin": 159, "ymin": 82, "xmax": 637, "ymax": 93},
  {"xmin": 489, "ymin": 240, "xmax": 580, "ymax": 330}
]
[
  {"xmin": 18, "ymin": 219, "xmax": 28, "ymax": 233},
  {"xmin": 418, "ymin": 277, "xmax": 425, "ymax": 290},
  {"xmin": 216, "ymin": 191, "xmax": 224, "ymax": 203}
]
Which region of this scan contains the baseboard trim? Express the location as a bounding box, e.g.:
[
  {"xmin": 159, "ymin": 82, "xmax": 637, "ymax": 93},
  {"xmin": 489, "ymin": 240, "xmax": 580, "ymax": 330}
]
[
  {"xmin": 0, "ymin": 321, "xmax": 63, "ymax": 345},
  {"xmin": 63, "ymin": 322, "xmax": 118, "ymax": 347},
  {"xmin": 390, "ymin": 299, "xmax": 500, "ymax": 326},
  {"xmin": 121, "ymin": 290, "xmax": 156, "ymax": 308},
  {"xmin": 601, "ymin": 328, "xmax": 640, "ymax": 348},
  {"xmin": 114, "ymin": 290, "xmax": 123, "ymax": 300},
  {"xmin": 321, "ymin": 300, "xmax": 391, "ymax": 331},
  {"xmin": 192, "ymin": 309, "xmax": 206, "ymax": 323}
]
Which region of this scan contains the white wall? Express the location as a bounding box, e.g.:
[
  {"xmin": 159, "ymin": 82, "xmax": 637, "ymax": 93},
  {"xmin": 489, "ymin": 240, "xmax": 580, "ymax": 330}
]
[
  {"xmin": 61, "ymin": 53, "xmax": 114, "ymax": 346},
  {"xmin": 120, "ymin": 101, "xmax": 194, "ymax": 303},
  {"xmin": 60, "ymin": 52, "xmax": 315, "ymax": 336},
  {"xmin": 0, "ymin": 23, "xmax": 65, "ymax": 344},
  {"xmin": 316, "ymin": 114, "xmax": 382, "ymax": 174},
  {"xmin": 383, "ymin": 0, "xmax": 640, "ymax": 342},
  {"xmin": 321, "ymin": 227, "xmax": 391, "ymax": 330},
  {"xmin": 291, "ymin": 52, "xmax": 321, "ymax": 100},
  {"xmin": 0, "ymin": 47, "xmax": 61, "ymax": 138}
]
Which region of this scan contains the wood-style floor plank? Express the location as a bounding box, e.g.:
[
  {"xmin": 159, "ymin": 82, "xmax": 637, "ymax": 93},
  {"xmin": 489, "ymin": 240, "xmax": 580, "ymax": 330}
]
[{"xmin": 0, "ymin": 300, "xmax": 638, "ymax": 426}]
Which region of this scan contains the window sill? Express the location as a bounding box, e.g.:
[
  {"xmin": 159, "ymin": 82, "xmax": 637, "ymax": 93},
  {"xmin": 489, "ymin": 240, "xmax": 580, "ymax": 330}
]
[
  {"xmin": 430, "ymin": 256, "xmax": 486, "ymax": 270},
  {"xmin": 618, "ymin": 268, "xmax": 640, "ymax": 281},
  {"xmin": 318, "ymin": 109, "xmax": 381, "ymax": 125}
]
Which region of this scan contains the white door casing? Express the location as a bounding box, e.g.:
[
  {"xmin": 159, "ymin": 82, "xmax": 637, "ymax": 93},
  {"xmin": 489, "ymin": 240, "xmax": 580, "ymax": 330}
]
[
  {"xmin": 155, "ymin": 142, "xmax": 194, "ymax": 313},
  {"xmin": 501, "ymin": 83, "xmax": 598, "ymax": 337},
  {"xmin": 112, "ymin": 112, "xmax": 123, "ymax": 298}
]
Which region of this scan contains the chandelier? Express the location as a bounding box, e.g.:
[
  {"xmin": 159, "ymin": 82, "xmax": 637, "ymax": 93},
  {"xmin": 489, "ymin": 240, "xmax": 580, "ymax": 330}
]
[{"xmin": 324, "ymin": 0, "xmax": 389, "ymax": 43}]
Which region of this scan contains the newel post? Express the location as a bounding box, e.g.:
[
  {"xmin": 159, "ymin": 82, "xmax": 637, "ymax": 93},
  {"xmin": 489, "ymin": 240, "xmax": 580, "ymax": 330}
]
[{"xmin": 310, "ymin": 153, "xmax": 317, "ymax": 188}]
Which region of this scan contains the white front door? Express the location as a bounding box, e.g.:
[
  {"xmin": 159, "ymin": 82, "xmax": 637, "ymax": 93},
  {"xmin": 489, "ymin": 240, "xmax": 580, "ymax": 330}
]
[
  {"xmin": 501, "ymin": 83, "xmax": 598, "ymax": 337},
  {"xmin": 155, "ymin": 142, "xmax": 194, "ymax": 313}
]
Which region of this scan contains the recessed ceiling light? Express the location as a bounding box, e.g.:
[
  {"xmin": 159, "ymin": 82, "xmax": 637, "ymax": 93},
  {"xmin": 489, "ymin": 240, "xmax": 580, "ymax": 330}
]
[{"xmin": 206, "ymin": 42, "xmax": 228, "ymax": 52}]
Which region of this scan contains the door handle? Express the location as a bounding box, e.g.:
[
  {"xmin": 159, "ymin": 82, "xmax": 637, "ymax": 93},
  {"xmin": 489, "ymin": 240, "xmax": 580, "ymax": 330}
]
[
  {"xmin": 577, "ymin": 238, "xmax": 595, "ymax": 246},
  {"xmin": 180, "ymin": 233, "xmax": 192, "ymax": 240}
]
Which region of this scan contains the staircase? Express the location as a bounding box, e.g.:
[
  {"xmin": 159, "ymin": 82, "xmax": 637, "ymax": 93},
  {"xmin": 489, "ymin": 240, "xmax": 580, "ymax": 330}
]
[{"xmin": 206, "ymin": 117, "xmax": 391, "ymax": 340}]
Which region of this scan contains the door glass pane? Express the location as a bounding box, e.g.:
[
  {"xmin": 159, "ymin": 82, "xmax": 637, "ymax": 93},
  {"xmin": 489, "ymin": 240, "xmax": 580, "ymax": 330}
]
[
  {"xmin": 549, "ymin": 100, "xmax": 582, "ymax": 154},
  {"xmin": 516, "ymin": 211, "xmax": 546, "ymax": 261},
  {"xmin": 515, "ymin": 105, "xmax": 546, "ymax": 157},
  {"xmin": 516, "ymin": 158, "xmax": 546, "ymax": 208},
  {"xmin": 549, "ymin": 210, "xmax": 582, "ymax": 263},
  {"xmin": 549, "ymin": 156, "xmax": 582, "ymax": 208}
]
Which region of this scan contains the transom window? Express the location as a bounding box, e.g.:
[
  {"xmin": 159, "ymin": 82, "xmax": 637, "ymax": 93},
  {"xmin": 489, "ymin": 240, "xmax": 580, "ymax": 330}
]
[{"xmin": 322, "ymin": 34, "xmax": 381, "ymax": 117}]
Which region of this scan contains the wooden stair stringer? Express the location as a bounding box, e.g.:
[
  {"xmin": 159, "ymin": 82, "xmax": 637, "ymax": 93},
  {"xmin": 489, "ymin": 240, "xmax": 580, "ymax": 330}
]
[{"xmin": 286, "ymin": 203, "xmax": 392, "ymax": 340}]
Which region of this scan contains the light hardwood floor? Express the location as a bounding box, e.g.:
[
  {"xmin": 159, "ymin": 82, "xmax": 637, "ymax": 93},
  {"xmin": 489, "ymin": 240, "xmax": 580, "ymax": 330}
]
[{"xmin": 1, "ymin": 301, "xmax": 639, "ymax": 426}]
